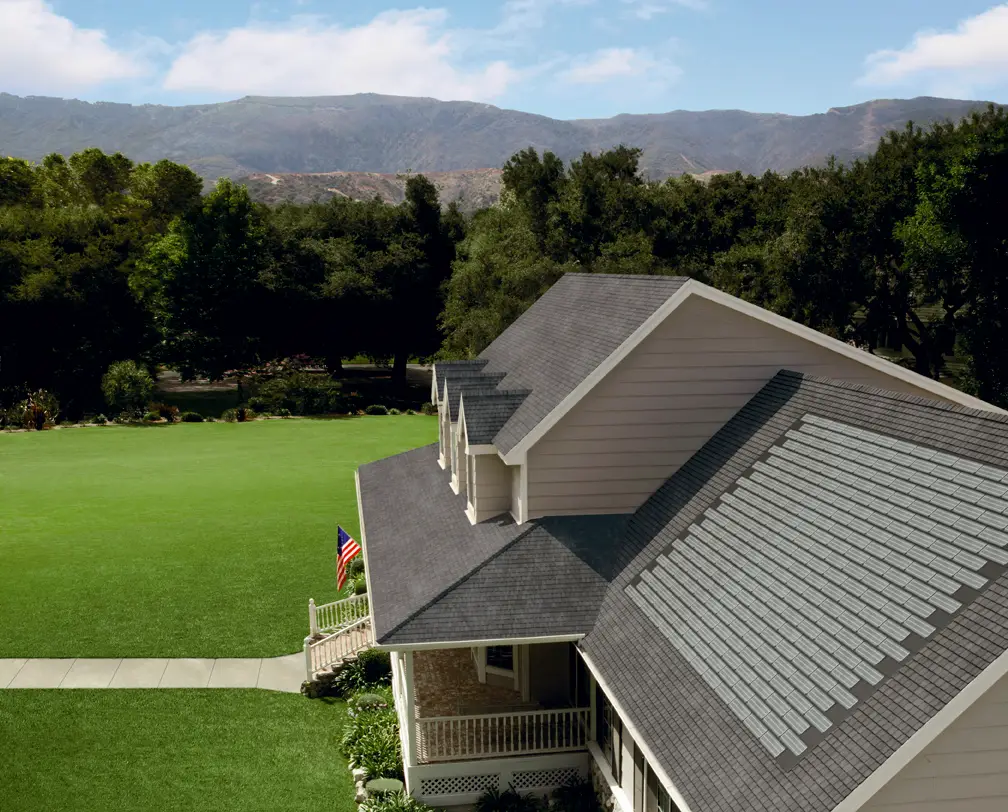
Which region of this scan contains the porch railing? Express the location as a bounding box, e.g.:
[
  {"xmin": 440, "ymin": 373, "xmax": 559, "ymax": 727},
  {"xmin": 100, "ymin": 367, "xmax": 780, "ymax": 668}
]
[
  {"xmin": 304, "ymin": 615, "xmax": 372, "ymax": 680},
  {"xmin": 309, "ymin": 594, "xmax": 369, "ymax": 637},
  {"xmin": 416, "ymin": 707, "xmax": 591, "ymax": 763}
]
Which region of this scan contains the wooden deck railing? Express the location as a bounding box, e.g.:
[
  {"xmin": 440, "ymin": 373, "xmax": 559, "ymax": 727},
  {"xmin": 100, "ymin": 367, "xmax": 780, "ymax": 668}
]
[
  {"xmin": 416, "ymin": 707, "xmax": 591, "ymax": 763},
  {"xmin": 309, "ymin": 594, "xmax": 369, "ymax": 636},
  {"xmin": 304, "ymin": 615, "xmax": 372, "ymax": 679}
]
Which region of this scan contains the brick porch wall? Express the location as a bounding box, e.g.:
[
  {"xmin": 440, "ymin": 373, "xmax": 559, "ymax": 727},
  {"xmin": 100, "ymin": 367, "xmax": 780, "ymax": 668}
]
[{"xmin": 412, "ymin": 647, "xmax": 534, "ymax": 718}]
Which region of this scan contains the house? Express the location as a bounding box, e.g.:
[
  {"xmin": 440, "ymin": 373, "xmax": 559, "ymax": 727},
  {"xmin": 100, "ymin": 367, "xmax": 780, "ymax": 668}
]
[{"xmin": 346, "ymin": 272, "xmax": 1008, "ymax": 812}]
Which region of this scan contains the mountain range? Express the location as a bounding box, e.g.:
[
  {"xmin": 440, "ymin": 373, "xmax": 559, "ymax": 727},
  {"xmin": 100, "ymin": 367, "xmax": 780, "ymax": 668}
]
[{"xmin": 0, "ymin": 92, "xmax": 995, "ymax": 210}]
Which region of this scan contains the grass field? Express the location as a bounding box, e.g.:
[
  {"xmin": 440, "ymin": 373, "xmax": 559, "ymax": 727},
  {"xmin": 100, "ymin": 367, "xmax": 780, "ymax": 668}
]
[
  {"xmin": 0, "ymin": 416, "xmax": 436, "ymax": 658},
  {"xmin": 0, "ymin": 690, "xmax": 354, "ymax": 812}
]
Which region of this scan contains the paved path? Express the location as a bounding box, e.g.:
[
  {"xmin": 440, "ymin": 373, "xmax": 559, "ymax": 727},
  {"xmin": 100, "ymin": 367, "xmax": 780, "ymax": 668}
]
[{"xmin": 0, "ymin": 654, "xmax": 304, "ymax": 692}]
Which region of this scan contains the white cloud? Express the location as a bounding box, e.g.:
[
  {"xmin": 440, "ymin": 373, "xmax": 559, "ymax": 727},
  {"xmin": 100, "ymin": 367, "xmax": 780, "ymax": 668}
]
[
  {"xmin": 0, "ymin": 0, "xmax": 144, "ymax": 94},
  {"xmin": 620, "ymin": 0, "xmax": 707, "ymax": 20},
  {"xmin": 860, "ymin": 4, "xmax": 1008, "ymax": 94},
  {"xmin": 559, "ymin": 47, "xmax": 681, "ymax": 86},
  {"xmin": 163, "ymin": 9, "xmax": 519, "ymax": 101}
]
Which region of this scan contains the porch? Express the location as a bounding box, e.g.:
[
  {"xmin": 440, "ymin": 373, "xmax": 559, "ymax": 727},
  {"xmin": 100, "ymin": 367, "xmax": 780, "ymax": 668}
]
[{"xmin": 394, "ymin": 642, "xmax": 593, "ymax": 807}]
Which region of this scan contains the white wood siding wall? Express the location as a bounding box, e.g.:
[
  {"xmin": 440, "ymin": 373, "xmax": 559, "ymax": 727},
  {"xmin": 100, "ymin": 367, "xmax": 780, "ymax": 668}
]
[
  {"xmin": 469, "ymin": 453, "xmax": 512, "ymax": 522},
  {"xmin": 860, "ymin": 670, "xmax": 1008, "ymax": 812},
  {"xmin": 511, "ymin": 466, "xmax": 522, "ymax": 522},
  {"xmin": 527, "ymin": 296, "xmax": 957, "ymax": 518}
]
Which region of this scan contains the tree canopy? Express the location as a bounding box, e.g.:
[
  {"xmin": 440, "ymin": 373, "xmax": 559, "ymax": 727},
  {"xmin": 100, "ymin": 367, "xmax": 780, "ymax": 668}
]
[{"xmin": 3, "ymin": 104, "xmax": 1007, "ymax": 419}]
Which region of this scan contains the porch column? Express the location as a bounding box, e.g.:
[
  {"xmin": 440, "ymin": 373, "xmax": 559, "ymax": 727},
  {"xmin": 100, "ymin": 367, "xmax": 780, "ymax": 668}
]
[
  {"xmin": 402, "ymin": 650, "xmax": 419, "ymax": 769},
  {"xmin": 589, "ymin": 674, "xmax": 597, "ymax": 742}
]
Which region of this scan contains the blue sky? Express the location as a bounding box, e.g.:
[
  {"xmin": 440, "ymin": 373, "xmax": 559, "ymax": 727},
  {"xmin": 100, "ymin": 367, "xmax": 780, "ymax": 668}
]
[{"xmin": 1, "ymin": 0, "xmax": 1006, "ymax": 118}]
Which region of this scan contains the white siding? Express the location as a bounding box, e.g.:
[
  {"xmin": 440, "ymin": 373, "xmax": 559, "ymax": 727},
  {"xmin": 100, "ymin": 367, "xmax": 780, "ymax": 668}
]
[
  {"xmin": 528, "ymin": 295, "xmax": 960, "ymax": 518},
  {"xmin": 511, "ymin": 465, "xmax": 522, "ymax": 522},
  {"xmin": 470, "ymin": 453, "xmax": 512, "ymax": 522},
  {"xmin": 861, "ymin": 670, "xmax": 1008, "ymax": 812}
]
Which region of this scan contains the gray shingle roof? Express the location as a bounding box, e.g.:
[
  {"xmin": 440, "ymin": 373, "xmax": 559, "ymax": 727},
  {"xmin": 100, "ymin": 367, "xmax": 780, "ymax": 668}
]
[
  {"xmin": 382, "ymin": 515, "xmax": 629, "ymax": 645},
  {"xmin": 581, "ymin": 370, "xmax": 1008, "ymax": 812},
  {"xmin": 357, "ymin": 444, "xmax": 525, "ymax": 642},
  {"xmin": 435, "ymin": 361, "xmax": 507, "ymax": 422},
  {"xmin": 462, "ymin": 390, "xmax": 532, "ymax": 446},
  {"xmin": 480, "ymin": 273, "xmax": 688, "ymax": 455}
]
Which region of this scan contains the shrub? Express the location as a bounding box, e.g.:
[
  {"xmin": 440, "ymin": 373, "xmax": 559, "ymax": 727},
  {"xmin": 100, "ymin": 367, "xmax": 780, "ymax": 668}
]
[
  {"xmin": 340, "ymin": 699, "xmax": 401, "ymax": 777},
  {"xmin": 335, "ymin": 649, "xmax": 392, "ymax": 695},
  {"xmin": 349, "ymin": 691, "xmax": 393, "ymax": 716},
  {"xmin": 101, "ymin": 361, "xmax": 154, "ymax": 416},
  {"xmin": 388, "ymin": 407, "xmax": 401, "ymax": 416},
  {"xmin": 149, "ymin": 402, "xmax": 180, "ymax": 423},
  {"xmin": 144, "ymin": 411, "xmax": 161, "ymax": 422},
  {"xmin": 180, "ymin": 411, "xmax": 204, "ymax": 423},
  {"xmin": 355, "ymin": 720, "xmax": 403, "ymax": 781},
  {"xmin": 365, "ymin": 404, "xmax": 389, "ymax": 415},
  {"xmin": 11, "ymin": 389, "xmax": 60, "ymax": 430},
  {"xmin": 475, "ymin": 788, "xmax": 546, "ymax": 812},
  {"xmin": 92, "ymin": 414, "xmax": 108, "ymax": 425},
  {"xmin": 246, "ymin": 395, "xmax": 269, "ymax": 413},
  {"xmin": 221, "ymin": 408, "xmax": 238, "ymax": 423},
  {"xmin": 275, "ymin": 406, "xmax": 292, "ymax": 418},
  {"xmin": 404, "ymin": 409, "xmax": 417, "ymax": 415},
  {"xmin": 357, "ymin": 648, "xmax": 393, "ymax": 685},
  {"xmin": 353, "ymin": 575, "xmax": 368, "ymax": 596},
  {"xmin": 361, "ymin": 789, "xmax": 430, "ymax": 812},
  {"xmin": 236, "ymin": 406, "xmax": 255, "ymax": 422},
  {"xmin": 550, "ymin": 777, "xmax": 603, "ymax": 812},
  {"xmin": 347, "ymin": 557, "xmax": 366, "ymax": 578},
  {"xmin": 419, "ymin": 402, "xmax": 438, "ymax": 416},
  {"xmin": 253, "ymin": 371, "xmax": 344, "ymax": 415}
]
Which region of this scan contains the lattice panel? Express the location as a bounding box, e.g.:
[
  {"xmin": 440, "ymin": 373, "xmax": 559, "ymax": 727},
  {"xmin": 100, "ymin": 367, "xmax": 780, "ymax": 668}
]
[
  {"xmin": 511, "ymin": 767, "xmax": 581, "ymax": 790},
  {"xmin": 420, "ymin": 773, "xmax": 498, "ymax": 797}
]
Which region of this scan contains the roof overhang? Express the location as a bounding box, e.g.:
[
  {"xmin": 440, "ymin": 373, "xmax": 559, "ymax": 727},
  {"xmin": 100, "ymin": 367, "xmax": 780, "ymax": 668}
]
[
  {"xmin": 374, "ymin": 632, "xmax": 585, "ymax": 652},
  {"xmin": 500, "ymin": 279, "xmax": 1003, "ymax": 465}
]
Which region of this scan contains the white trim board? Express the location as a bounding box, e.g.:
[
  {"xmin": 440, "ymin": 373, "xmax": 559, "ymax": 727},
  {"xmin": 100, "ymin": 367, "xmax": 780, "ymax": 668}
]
[
  {"xmin": 374, "ymin": 633, "xmax": 584, "ymax": 652},
  {"xmin": 500, "ymin": 279, "xmax": 1002, "ymax": 465},
  {"xmin": 355, "ymin": 470, "xmax": 377, "ymax": 610},
  {"xmin": 578, "ymin": 648, "xmax": 698, "ymax": 812},
  {"xmin": 830, "ymin": 644, "xmax": 1008, "ymax": 812}
]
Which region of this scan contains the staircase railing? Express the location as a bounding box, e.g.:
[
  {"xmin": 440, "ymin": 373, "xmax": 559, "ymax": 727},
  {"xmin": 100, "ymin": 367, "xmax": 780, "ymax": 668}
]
[{"xmin": 304, "ymin": 615, "xmax": 372, "ymax": 680}]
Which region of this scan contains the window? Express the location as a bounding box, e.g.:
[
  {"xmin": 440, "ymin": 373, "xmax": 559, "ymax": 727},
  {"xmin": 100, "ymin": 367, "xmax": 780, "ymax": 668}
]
[
  {"xmin": 486, "ymin": 645, "xmax": 513, "ymax": 672},
  {"xmin": 596, "ymin": 683, "xmax": 622, "ymax": 784}
]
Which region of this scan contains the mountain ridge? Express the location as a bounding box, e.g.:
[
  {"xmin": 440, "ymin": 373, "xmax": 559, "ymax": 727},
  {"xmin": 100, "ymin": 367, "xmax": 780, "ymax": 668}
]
[{"xmin": 0, "ymin": 92, "xmax": 997, "ymax": 210}]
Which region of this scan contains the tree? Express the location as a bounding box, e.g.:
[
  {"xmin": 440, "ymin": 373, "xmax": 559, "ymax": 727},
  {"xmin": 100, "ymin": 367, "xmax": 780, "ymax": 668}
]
[
  {"xmin": 897, "ymin": 105, "xmax": 1008, "ymax": 402},
  {"xmin": 101, "ymin": 360, "xmax": 154, "ymax": 415},
  {"xmin": 137, "ymin": 179, "xmax": 269, "ymax": 380},
  {"xmin": 0, "ymin": 157, "xmax": 40, "ymax": 206},
  {"xmin": 130, "ymin": 160, "xmax": 204, "ymax": 224}
]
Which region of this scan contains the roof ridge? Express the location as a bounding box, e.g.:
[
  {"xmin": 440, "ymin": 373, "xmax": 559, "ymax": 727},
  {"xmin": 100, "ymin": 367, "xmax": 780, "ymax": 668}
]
[{"xmin": 779, "ymin": 368, "xmax": 1006, "ymax": 425}]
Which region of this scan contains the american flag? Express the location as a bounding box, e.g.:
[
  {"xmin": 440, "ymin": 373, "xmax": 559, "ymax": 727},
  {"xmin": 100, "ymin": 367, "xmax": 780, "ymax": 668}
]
[{"xmin": 337, "ymin": 526, "xmax": 362, "ymax": 591}]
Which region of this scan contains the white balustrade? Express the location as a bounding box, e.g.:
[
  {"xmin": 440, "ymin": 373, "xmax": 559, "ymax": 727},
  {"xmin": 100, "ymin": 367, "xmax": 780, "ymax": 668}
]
[
  {"xmin": 415, "ymin": 707, "xmax": 591, "ymax": 763},
  {"xmin": 308, "ymin": 594, "xmax": 369, "ymax": 636},
  {"xmin": 303, "ymin": 615, "xmax": 372, "ymax": 679}
]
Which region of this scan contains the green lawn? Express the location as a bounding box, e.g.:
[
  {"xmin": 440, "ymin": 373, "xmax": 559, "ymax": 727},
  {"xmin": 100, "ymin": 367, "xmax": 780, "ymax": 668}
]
[
  {"xmin": 0, "ymin": 690, "xmax": 354, "ymax": 812},
  {"xmin": 0, "ymin": 416, "xmax": 436, "ymax": 658}
]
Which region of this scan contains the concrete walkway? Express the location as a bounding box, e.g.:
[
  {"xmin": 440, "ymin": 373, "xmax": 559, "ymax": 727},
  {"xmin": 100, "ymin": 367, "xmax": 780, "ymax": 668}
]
[{"xmin": 0, "ymin": 653, "xmax": 305, "ymax": 692}]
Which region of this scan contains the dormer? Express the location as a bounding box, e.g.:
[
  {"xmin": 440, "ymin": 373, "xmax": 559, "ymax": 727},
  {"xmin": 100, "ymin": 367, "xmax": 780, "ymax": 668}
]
[{"xmin": 432, "ymin": 274, "xmax": 996, "ymax": 525}]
